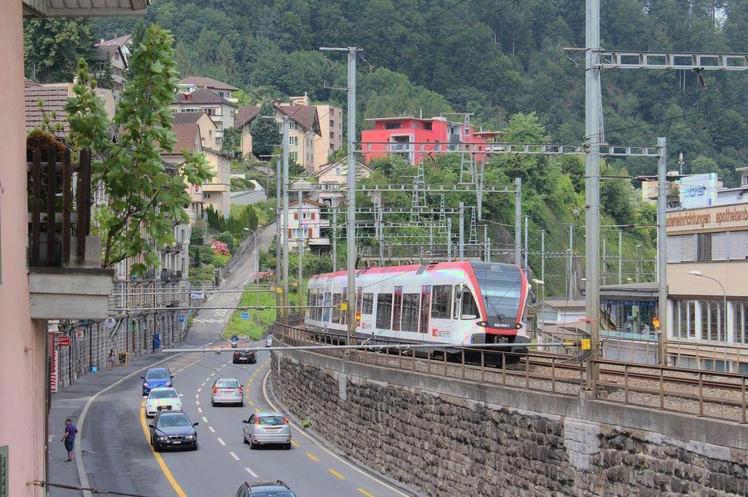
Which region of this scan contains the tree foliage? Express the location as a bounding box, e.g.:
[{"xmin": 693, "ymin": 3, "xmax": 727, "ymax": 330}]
[
  {"xmin": 66, "ymin": 25, "xmax": 212, "ymax": 272},
  {"xmin": 250, "ymin": 102, "xmax": 281, "ymax": 159},
  {"xmin": 24, "ymin": 18, "xmax": 98, "ymax": 83}
]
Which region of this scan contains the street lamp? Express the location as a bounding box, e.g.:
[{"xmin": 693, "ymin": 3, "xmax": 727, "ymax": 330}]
[{"xmin": 688, "ymin": 270, "xmax": 728, "ymax": 341}]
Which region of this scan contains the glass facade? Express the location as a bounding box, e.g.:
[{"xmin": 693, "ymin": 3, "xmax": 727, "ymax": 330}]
[{"xmin": 603, "ymin": 300, "xmax": 656, "ymax": 336}]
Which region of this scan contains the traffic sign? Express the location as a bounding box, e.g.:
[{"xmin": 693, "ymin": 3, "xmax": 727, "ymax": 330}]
[
  {"xmin": 190, "ymin": 291, "xmax": 205, "ymax": 300},
  {"xmin": 340, "ymin": 302, "xmax": 348, "ymax": 312},
  {"xmin": 178, "ymin": 314, "xmax": 187, "ymax": 323},
  {"xmin": 240, "ymin": 312, "xmax": 250, "ymax": 320},
  {"xmin": 104, "ymin": 317, "xmax": 117, "ymax": 330},
  {"xmin": 580, "ymin": 338, "xmax": 591, "ymax": 351},
  {"xmin": 57, "ymin": 336, "xmax": 71, "ymax": 347}
]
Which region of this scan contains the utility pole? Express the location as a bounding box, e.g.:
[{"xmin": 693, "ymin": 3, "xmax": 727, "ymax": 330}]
[
  {"xmin": 332, "ymin": 204, "xmax": 337, "ymax": 271},
  {"xmin": 446, "ymin": 217, "xmax": 452, "ymax": 262},
  {"xmin": 524, "ymin": 215, "xmax": 529, "ymax": 272},
  {"xmin": 297, "ymin": 189, "xmax": 304, "ymax": 309},
  {"xmin": 320, "ymin": 45, "xmax": 359, "ymax": 342},
  {"xmin": 540, "ymin": 230, "xmax": 546, "ymax": 289},
  {"xmin": 602, "ymin": 237, "xmax": 607, "ymax": 286},
  {"xmin": 275, "ymin": 158, "xmax": 281, "ymax": 320},
  {"xmin": 514, "ymin": 177, "xmax": 522, "ymax": 267},
  {"xmin": 618, "ymin": 230, "xmax": 623, "ymax": 284},
  {"xmin": 585, "ymin": 0, "xmax": 602, "ymax": 388},
  {"xmin": 458, "ymin": 202, "xmax": 465, "ymax": 260},
  {"xmin": 282, "ymin": 114, "xmax": 290, "ymax": 323},
  {"xmin": 657, "ymin": 137, "xmax": 668, "ymax": 365},
  {"xmin": 567, "ymin": 224, "xmax": 574, "ymax": 301},
  {"xmin": 483, "ymin": 225, "xmax": 488, "ymax": 262}
]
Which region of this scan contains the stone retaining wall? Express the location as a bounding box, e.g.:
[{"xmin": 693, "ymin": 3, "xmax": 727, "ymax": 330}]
[{"xmin": 271, "ymin": 352, "xmax": 748, "ymax": 497}]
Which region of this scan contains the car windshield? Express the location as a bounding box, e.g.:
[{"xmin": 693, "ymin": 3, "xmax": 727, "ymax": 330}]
[
  {"xmin": 250, "ymin": 492, "xmax": 295, "ymax": 497},
  {"xmin": 150, "ymin": 389, "xmax": 177, "ymax": 399},
  {"xmin": 258, "ymin": 415, "xmax": 285, "ymax": 426},
  {"xmin": 146, "ymin": 369, "xmax": 170, "ymax": 380},
  {"xmin": 157, "ymin": 414, "xmax": 191, "ymax": 428},
  {"xmin": 216, "ymin": 379, "xmax": 239, "ymax": 388}
]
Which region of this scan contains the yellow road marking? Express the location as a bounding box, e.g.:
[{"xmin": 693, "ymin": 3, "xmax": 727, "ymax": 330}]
[
  {"xmin": 291, "ymin": 440, "xmax": 300, "ymax": 448},
  {"xmin": 328, "ymin": 468, "xmax": 346, "ymax": 480},
  {"xmin": 306, "ymin": 451, "xmax": 319, "ymax": 462},
  {"xmin": 248, "ymin": 400, "xmax": 255, "ymax": 407},
  {"xmin": 138, "ymin": 404, "xmax": 189, "ymax": 497},
  {"xmin": 357, "ymin": 489, "xmax": 375, "ymax": 497}
]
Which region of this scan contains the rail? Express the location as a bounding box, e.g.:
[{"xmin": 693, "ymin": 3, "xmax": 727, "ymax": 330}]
[{"xmin": 273, "ymin": 322, "xmax": 748, "ymax": 424}]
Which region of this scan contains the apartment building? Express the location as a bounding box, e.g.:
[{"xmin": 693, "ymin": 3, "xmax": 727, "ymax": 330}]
[
  {"xmin": 289, "ymin": 94, "xmax": 343, "ymax": 172},
  {"xmin": 171, "ymin": 88, "xmax": 236, "ymax": 148},
  {"xmin": 314, "ymin": 157, "xmax": 372, "ymax": 207},
  {"xmin": 178, "ymin": 75, "xmax": 238, "ymax": 103},
  {"xmin": 288, "ymin": 198, "xmax": 330, "ymax": 251},
  {"xmin": 94, "ymin": 34, "xmax": 132, "ymax": 96}
]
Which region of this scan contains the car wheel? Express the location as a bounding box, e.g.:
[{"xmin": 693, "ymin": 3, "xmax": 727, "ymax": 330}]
[
  {"xmin": 242, "ymin": 433, "xmax": 248, "ymax": 444},
  {"xmin": 211, "ymin": 400, "xmax": 215, "ymax": 407},
  {"xmin": 237, "ymin": 401, "xmax": 244, "ymax": 408},
  {"xmin": 285, "ymin": 443, "xmax": 292, "ymax": 450},
  {"xmin": 192, "ymin": 441, "xmax": 199, "ymax": 451},
  {"xmin": 249, "ymin": 440, "xmax": 256, "ymax": 450}
]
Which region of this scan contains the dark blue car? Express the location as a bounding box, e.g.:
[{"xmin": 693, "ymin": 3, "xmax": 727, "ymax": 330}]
[{"xmin": 142, "ymin": 367, "xmax": 173, "ymax": 396}]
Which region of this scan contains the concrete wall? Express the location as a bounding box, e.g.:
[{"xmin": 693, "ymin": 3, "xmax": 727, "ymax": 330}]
[
  {"xmin": 272, "ymin": 347, "xmax": 748, "ymax": 497},
  {"xmin": 0, "ymin": 2, "xmax": 46, "ymax": 495}
]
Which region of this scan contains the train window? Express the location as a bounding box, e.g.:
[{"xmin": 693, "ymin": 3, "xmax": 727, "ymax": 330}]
[
  {"xmin": 362, "ymin": 293, "xmax": 374, "ymax": 314},
  {"xmin": 460, "ymin": 287, "xmax": 479, "ymax": 319},
  {"xmin": 401, "ymin": 293, "xmax": 420, "ymax": 332},
  {"xmin": 431, "ymin": 285, "xmax": 452, "ymax": 319},
  {"xmin": 419, "ymin": 286, "xmax": 431, "ymax": 334},
  {"xmin": 322, "ymin": 292, "xmax": 332, "ymax": 322},
  {"xmin": 392, "ymin": 287, "xmax": 403, "ymax": 331},
  {"xmin": 376, "ymin": 293, "xmax": 393, "ymax": 329}
]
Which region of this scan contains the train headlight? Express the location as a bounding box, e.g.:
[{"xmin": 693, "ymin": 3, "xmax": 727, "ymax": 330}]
[{"xmin": 515, "ymin": 323, "xmax": 522, "ymax": 329}]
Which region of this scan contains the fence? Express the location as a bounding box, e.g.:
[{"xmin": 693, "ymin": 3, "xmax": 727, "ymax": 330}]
[{"xmin": 27, "ymin": 147, "xmax": 93, "ymax": 267}]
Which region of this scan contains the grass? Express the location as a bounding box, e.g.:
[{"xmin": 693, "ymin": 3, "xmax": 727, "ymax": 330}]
[{"xmin": 223, "ymin": 281, "xmax": 306, "ymax": 340}]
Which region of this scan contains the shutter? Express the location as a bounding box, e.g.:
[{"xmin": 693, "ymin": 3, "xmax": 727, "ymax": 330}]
[
  {"xmin": 667, "ymin": 236, "xmax": 682, "ymax": 263},
  {"xmin": 294, "ymin": 213, "xmax": 299, "ymax": 220},
  {"xmin": 729, "ymin": 231, "xmax": 748, "ymax": 260},
  {"xmin": 312, "ymin": 212, "xmax": 316, "ymax": 220},
  {"xmin": 712, "ymin": 232, "xmax": 728, "ymax": 260},
  {"xmin": 308, "ymin": 228, "xmax": 313, "ymax": 238},
  {"xmin": 288, "ymin": 229, "xmax": 292, "ymax": 238},
  {"xmin": 680, "ymin": 234, "xmax": 697, "ymax": 262}
]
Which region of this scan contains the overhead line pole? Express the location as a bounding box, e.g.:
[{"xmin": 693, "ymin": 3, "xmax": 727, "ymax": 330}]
[
  {"xmin": 585, "ymin": 0, "xmax": 602, "ymax": 389},
  {"xmin": 514, "ymin": 178, "xmax": 522, "ymax": 267},
  {"xmin": 282, "ymin": 114, "xmax": 290, "ymax": 324},
  {"xmin": 275, "ymin": 158, "xmax": 282, "ymax": 320},
  {"xmin": 657, "ymin": 137, "xmax": 668, "ymax": 365}
]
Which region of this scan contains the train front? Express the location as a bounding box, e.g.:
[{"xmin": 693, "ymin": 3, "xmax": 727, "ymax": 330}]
[{"xmin": 468, "ymin": 262, "xmax": 530, "ymax": 354}]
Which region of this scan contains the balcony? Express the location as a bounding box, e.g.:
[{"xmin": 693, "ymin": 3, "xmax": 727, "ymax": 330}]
[{"xmin": 27, "ymin": 146, "xmax": 113, "ymax": 320}]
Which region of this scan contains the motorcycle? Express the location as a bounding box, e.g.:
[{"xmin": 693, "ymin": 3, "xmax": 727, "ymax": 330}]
[{"xmin": 230, "ymin": 335, "xmax": 239, "ymax": 348}]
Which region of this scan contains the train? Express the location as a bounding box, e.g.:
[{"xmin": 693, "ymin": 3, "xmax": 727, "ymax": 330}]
[{"xmin": 304, "ymin": 261, "xmax": 531, "ymax": 355}]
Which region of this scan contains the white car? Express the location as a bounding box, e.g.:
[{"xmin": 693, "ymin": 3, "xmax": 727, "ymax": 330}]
[
  {"xmin": 146, "ymin": 387, "xmax": 182, "ymax": 417},
  {"xmin": 265, "ymin": 335, "xmax": 272, "ymax": 347}
]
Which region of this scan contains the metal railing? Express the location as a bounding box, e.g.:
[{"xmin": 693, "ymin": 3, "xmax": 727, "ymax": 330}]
[{"xmin": 273, "ymin": 322, "xmax": 748, "ymax": 424}]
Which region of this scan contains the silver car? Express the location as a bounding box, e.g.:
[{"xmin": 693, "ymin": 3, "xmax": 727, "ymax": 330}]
[
  {"xmin": 265, "ymin": 335, "xmax": 272, "ymax": 347},
  {"xmin": 242, "ymin": 410, "xmax": 292, "ymax": 449},
  {"xmin": 210, "ymin": 378, "xmax": 244, "ymax": 407}
]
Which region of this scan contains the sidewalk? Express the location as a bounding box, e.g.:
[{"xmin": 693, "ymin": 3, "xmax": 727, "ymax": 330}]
[{"xmin": 48, "ymin": 351, "xmax": 174, "ymax": 496}]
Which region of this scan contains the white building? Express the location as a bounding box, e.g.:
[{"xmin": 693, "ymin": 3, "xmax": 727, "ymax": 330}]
[
  {"xmin": 171, "ymin": 88, "xmax": 237, "ymax": 148},
  {"xmin": 288, "ymin": 198, "xmax": 330, "ymax": 251}
]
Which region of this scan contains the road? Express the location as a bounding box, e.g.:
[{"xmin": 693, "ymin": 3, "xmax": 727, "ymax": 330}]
[{"xmin": 72, "ymin": 222, "xmax": 414, "ymax": 497}]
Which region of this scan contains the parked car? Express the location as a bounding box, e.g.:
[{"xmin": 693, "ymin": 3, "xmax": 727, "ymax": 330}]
[
  {"xmin": 242, "ymin": 410, "xmax": 291, "ymax": 449},
  {"xmin": 211, "ymin": 378, "xmax": 244, "ymax": 407},
  {"xmin": 148, "ymin": 411, "xmax": 198, "ymax": 451},
  {"xmin": 145, "ymin": 387, "xmax": 182, "ymax": 417},
  {"xmin": 265, "ymin": 335, "xmax": 272, "ymax": 347},
  {"xmin": 234, "ymin": 480, "xmax": 296, "ymax": 497},
  {"xmin": 233, "ymin": 349, "xmax": 256, "ymax": 364},
  {"xmin": 141, "ymin": 367, "xmax": 173, "ymax": 396}
]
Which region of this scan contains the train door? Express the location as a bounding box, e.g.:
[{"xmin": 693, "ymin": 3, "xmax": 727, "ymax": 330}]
[
  {"xmin": 429, "ymin": 285, "xmax": 454, "ymax": 341},
  {"xmin": 419, "ymin": 285, "xmax": 431, "ymax": 336},
  {"xmin": 360, "ymin": 291, "xmax": 375, "ymax": 333},
  {"xmin": 322, "ymin": 281, "xmax": 332, "ymax": 324}
]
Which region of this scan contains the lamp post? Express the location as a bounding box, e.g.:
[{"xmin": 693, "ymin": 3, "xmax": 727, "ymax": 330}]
[{"xmin": 689, "ymin": 270, "xmax": 728, "ymax": 342}]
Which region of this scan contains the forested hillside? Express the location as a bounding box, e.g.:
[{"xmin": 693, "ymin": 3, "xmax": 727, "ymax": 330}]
[{"xmin": 92, "ymin": 0, "xmax": 748, "ymax": 182}]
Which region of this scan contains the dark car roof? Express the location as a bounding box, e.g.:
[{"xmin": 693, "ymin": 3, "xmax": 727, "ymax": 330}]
[
  {"xmin": 241, "ymin": 481, "xmax": 293, "ymax": 494},
  {"xmin": 155, "ymin": 411, "xmax": 189, "ymax": 420}
]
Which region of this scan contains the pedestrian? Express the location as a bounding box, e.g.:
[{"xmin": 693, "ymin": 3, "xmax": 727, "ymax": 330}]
[
  {"xmin": 106, "ymin": 349, "xmax": 115, "ymax": 370},
  {"xmin": 61, "ymin": 418, "xmax": 77, "ymax": 462}
]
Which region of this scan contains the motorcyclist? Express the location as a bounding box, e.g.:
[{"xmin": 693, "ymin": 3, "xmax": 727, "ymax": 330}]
[{"xmin": 230, "ymin": 334, "xmax": 239, "ymax": 348}]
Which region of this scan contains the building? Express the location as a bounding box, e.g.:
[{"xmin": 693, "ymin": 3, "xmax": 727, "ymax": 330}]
[
  {"xmin": 289, "ymin": 94, "xmax": 343, "ymax": 171},
  {"xmin": 360, "ymin": 116, "xmax": 502, "ymax": 165},
  {"xmin": 313, "ymin": 157, "xmax": 372, "ymax": 207},
  {"xmin": 171, "ymin": 88, "xmax": 236, "ymax": 148},
  {"xmin": 177, "ymin": 75, "xmax": 238, "ymax": 103},
  {"xmin": 287, "ymin": 198, "xmax": 330, "ymax": 250},
  {"xmin": 167, "ymin": 114, "xmax": 231, "ymax": 217},
  {"xmin": 94, "ymin": 34, "xmax": 132, "ymax": 96},
  {"xmin": 25, "ymin": 80, "xmax": 116, "ymax": 133},
  {"xmin": 235, "ymin": 105, "xmax": 260, "ymax": 158},
  {"xmin": 275, "ymin": 102, "xmax": 321, "ymax": 172},
  {"xmin": 8, "ymin": 3, "xmax": 149, "ymax": 497}
]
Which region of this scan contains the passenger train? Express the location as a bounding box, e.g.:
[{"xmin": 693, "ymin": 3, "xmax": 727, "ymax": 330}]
[{"xmin": 305, "ymin": 261, "xmax": 531, "ymax": 354}]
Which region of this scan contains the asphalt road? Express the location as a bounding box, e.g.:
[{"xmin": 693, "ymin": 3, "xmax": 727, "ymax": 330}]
[{"xmin": 76, "ymin": 223, "xmax": 415, "ymax": 497}]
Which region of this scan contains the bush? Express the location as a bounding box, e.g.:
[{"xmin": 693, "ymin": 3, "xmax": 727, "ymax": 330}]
[
  {"xmin": 190, "ymin": 220, "xmax": 207, "ymax": 245},
  {"xmin": 214, "ymin": 231, "xmax": 235, "ymax": 251},
  {"xmin": 213, "ymin": 253, "xmax": 230, "ymax": 267}
]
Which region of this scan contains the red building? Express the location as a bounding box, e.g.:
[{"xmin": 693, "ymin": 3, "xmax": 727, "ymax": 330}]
[{"xmin": 360, "ymin": 116, "xmax": 501, "ymax": 165}]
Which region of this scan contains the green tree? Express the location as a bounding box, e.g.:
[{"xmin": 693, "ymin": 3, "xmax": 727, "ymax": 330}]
[
  {"xmin": 66, "ymin": 26, "xmax": 212, "ymax": 272},
  {"xmin": 250, "ymin": 103, "xmax": 281, "ymax": 159},
  {"xmin": 24, "ymin": 18, "xmax": 98, "ymax": 82}
]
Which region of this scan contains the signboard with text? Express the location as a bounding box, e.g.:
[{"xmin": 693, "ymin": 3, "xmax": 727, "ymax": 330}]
[
  {"xmin": 57, "ymin": 336, "xmax": 71, "ymax": 347},
  {"xmin": 677, "ymin": 173, "xmax": 717, "ymax": 209}
]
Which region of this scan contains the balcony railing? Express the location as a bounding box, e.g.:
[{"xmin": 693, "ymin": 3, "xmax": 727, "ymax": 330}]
[{"xmin": 27, "ymin": 147, "xmax": 93, "ymax": 267}]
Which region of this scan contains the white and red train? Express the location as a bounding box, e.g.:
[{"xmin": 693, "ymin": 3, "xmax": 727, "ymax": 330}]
[{"xmin": 305, "ymin": 261, "xmax": 530, "ymax": 353}]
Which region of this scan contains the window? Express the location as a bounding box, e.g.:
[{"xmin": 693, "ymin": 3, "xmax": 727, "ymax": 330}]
[
  {"xmin": 419, "ymin": 286, "xmax": 431, "ymax": 334},
  {"xmin": 431, "ymin": 285, "xmax": 452, "ymax": 319},
  {"xmin": 205, "ymin": 108, "xmax": 213, "ymax": 116},
  {"xmin": 362, "ymin": 293, "xmax": 374, "ymax": 314},
  {"xmin": 424, "ymin": 122, "xmax": 432, "ymax": 130},
  {"xmin": 330, "ymin": 132, "xmax": 335, "ymax": 140},
  {"xmin": 376, "ymin": 293, "xmax": 393, "ymax": 329},
  {"xmin": 385, "ymin": 123, "xmax": 401, "ymax": 129},
  {"xmin": 322, "ymin": 292, "xmax": 331, "ymax": 322},
  {"xmin": 701, "ymin": 359, "xmax": 727, "ymax": 372},
  {"xmin": 290, "ymin": 136, "xmax": 298, "ymax": 146},
  {"xmin": 697, "ymin": 233, "xmax": 712, "ymax": 262},
  {"xmin": 711, "ymin": 232, "xmax": 728, "ymax": 261},
  {"xmin": 290, "ymin": 152, "xmax": 298, "ymax": 161},
  {"xmin": 335, "ymin": 168, "xmax": 342, "ymax": 175},
  {"xmin": 392, "ymin": 287, "xmax": 403, "ymax": 331},
  {"xmin": 729, "ymin": 231, "xmax": 748, "ymax": 260},
  {"xmin": 458, "ymin": 287, "xmax": 480, "ymax": 319},
  {"xmin": 401, "ymin": 293, "xmax": 420, "ymax": 332},
  {"xmin": 700, "ymin": 301, "xmax": 724, "ymax": 341},
  {"xmin": 735, "ymin": 303, "xmax": 748, "ymax": 344},
  {"xmin": 203, "ymin": 193, "xmax": 211, "ymax": 199},
  {"xmin": 332, "ymin": 293, "xmax": 342, "ymax": 323}
]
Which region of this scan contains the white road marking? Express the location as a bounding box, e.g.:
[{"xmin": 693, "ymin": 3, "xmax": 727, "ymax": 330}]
[
  {"xmin": 195, "ymin": 394, "xmax": 199, "ymax": 399},
  {"xmin": 202, "ymin": 416, "xmax": 208, "ymax": 423},
  {"xmin": 229, "ymin": 451, "xmax": 240, "ymax": 461},
  {"xmin": 217, "ymin": 437, "xmax": 226, "ymax": 446},
  {"xmin": 197, "ymin": 407, "xmax": 203, "ymax": 413},
  {"xmin": 209, "ymin": 426, "xmax": 216, "ymax": 433},
  {"xmin": 196, "ymin": 400, "xmax": 200, "ymax": 406},
  {"xmin": 244, "ymin": 467, "xmax": 258, "ymax": 478},
  {"xmin": 197, "ymin": 388, "xmax": 202, "ymax": 393}
]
